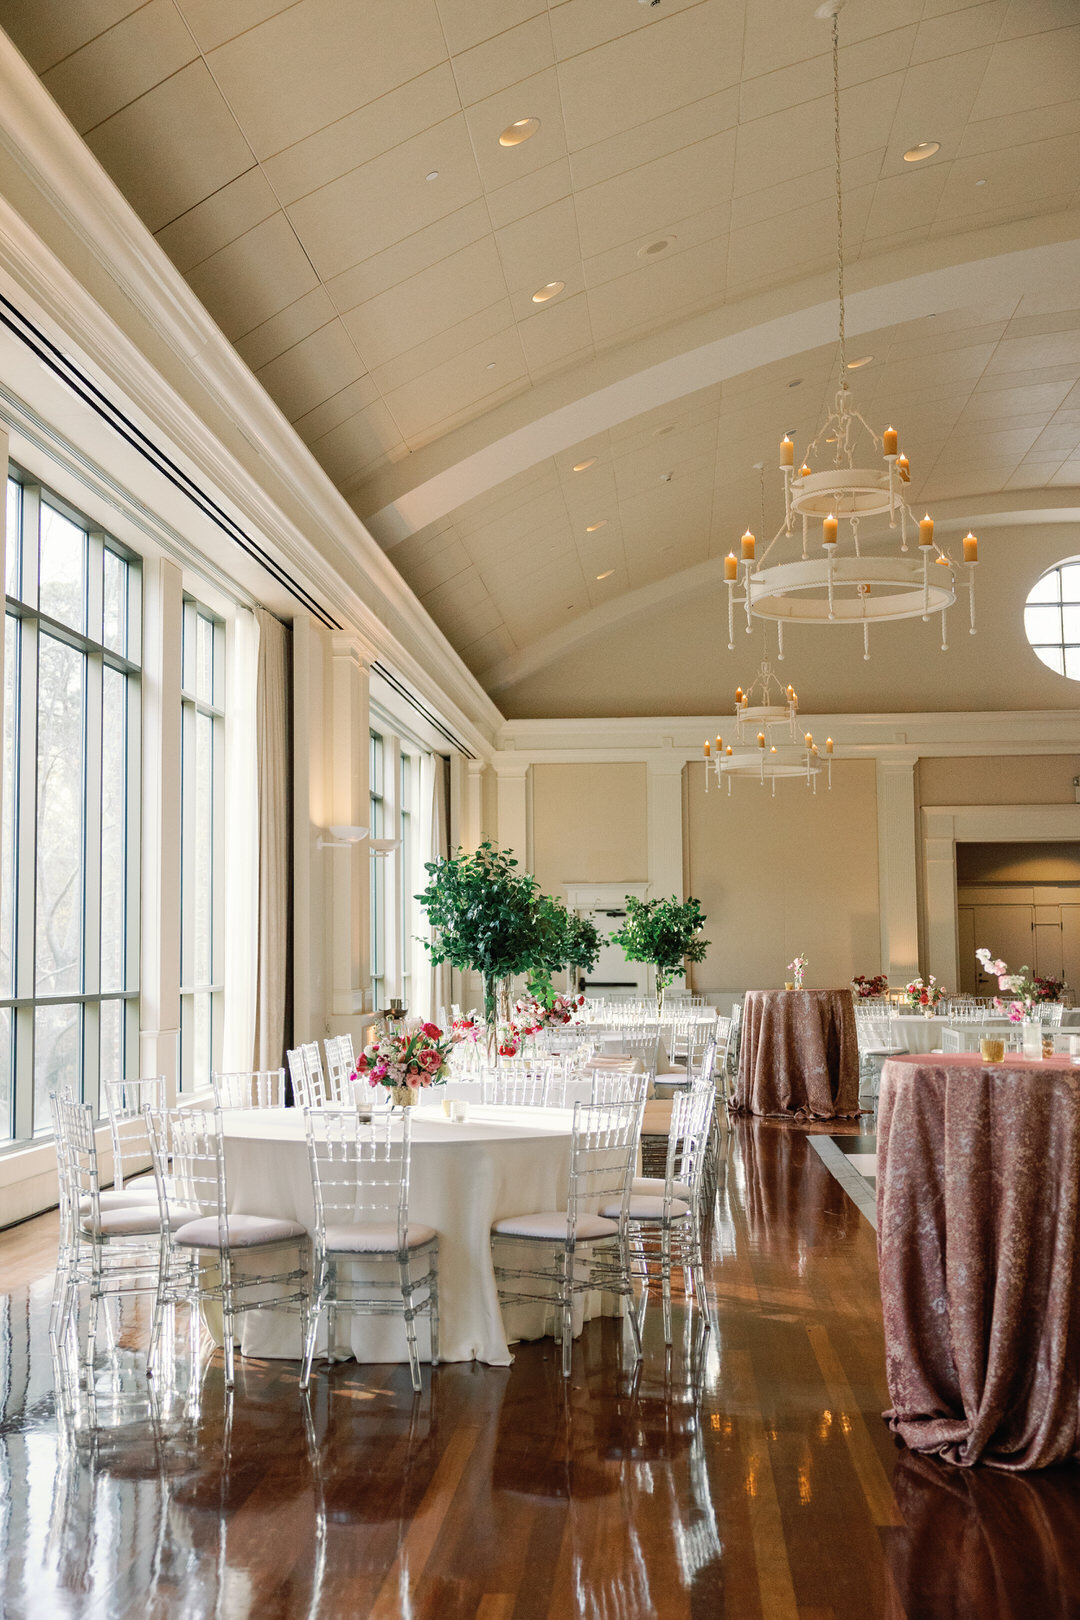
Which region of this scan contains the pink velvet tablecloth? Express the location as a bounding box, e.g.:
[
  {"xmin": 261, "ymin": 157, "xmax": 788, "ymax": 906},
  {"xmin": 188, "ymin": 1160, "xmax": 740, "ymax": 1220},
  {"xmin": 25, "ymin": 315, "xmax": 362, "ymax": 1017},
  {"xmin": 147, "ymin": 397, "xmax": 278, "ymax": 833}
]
[
  {"xmin": 878, "ymin": 1052, "xmax": 1080, "ymax": 1470},
  {"xmin": 732, "ymin": 987, "xmax": 860, "ymax": 1120}
]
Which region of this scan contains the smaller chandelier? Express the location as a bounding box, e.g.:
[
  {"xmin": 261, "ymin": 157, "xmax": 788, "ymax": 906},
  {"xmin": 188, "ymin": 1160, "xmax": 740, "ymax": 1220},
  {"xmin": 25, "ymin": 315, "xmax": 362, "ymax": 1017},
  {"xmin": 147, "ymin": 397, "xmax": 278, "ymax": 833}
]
[{"xmin": 704, "ymin": 661, "xmax": 831, "ymax": 797}]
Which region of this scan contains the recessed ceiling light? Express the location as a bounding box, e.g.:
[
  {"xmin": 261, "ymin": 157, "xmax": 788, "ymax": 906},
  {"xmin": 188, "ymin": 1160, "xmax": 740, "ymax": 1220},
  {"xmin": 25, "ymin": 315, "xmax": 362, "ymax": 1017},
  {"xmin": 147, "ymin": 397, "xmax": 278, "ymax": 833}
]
[
  {"xmin": 499, "ymin": 117, "xmax": 540, "ymax": 147},
  {"xmin": 572, "ymin": 457, "xmax": 597, "ymax": 472},
  {"xmin": 847, "ymin": 354, "xmax": 873, "ymax": 369},
  {"xmin": 655, "ymin": 425, "xmax": 676, "ymax": 437},
  {"xmin": 585, "ymin": 520, "xmax": 607, "ymax": 532},
  {"xmin": 425, "ymin": 170, "xmax": 439, "ymax": 182},
  {"xmin": 486, "ymin": 361, "xmax": 496, "ymax": 370},
  {"xmin": 596, "ymin": 570, "xmax": 614, "ymax": 580},
  {"xmin": 975, "ymin": 178, "xmax": 987, "ymax": 187},
  {"xmin": 532, "ymin": 280, "xmax": 565, "ymax": 303},
  {"xmin": 788, "ymin": 378, "xmax": 802, "ymax": 388},
  {"xmin": 637, "ymin": 236, "xmax": 676, "ymax": 259},
  {"xmin": 903, "ymin": 141, "xmax": 940, "ymax": 163}
]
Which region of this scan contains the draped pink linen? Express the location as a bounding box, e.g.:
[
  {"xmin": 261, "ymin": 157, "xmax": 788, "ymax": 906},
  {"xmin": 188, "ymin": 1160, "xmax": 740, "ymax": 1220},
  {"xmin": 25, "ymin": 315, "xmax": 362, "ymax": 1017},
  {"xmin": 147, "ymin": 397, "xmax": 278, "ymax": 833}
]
[
  {"xmin": 732, "ymin": 988, "xmax": 860, "ymax": 1120},
  {"xmin": 878, "ymin": 1053, "xmax": 1080, "ymax": 1470}
]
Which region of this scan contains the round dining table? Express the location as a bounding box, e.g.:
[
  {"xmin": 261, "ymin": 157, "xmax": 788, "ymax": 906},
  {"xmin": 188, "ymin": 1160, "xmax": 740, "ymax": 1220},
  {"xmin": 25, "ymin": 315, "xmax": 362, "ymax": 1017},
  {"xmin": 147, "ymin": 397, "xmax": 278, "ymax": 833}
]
[
  {"xmin": 215, "ymin": 1104, "xmax": 605, "ymax": 1368},
  {"xmin": 732, "ymin": 987, "xmax": 861, "ymax": 1119}
]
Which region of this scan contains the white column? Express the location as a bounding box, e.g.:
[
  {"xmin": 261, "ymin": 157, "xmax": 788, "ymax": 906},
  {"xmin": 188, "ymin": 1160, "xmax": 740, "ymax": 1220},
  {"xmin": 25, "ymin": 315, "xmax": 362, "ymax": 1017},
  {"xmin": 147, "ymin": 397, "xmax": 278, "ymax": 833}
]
[
  {"xmin": 647, "ymin": 756, "xmax": 685, "ymax": 900},
  {"xmin": 647, "ymin": 756, "xmax": 687, "ymax": 996},
  {"xmin": 875, "ymin": 756, "xmax": 920, "ymax": 987},
  {"xmin": 923, "ymin": 809, "xmax": 960, "ymax": 991},
  {"xmin": 464, "ymin": 757, "xmax": 485, "ymax": 853},
  {"xmin": 292, "ymin": 614, "xmax": 329, "ymax": 1042},
  {"xmin": 495, "ymin": 759, "xmax": 529, "ymax": 864},
  {"xmin": 139, "ymin": 555, "xmax": 183, "ymax": 1102},
  {"xmin": 329, "ymin": 634, "xmax": 374, "ymax": 1022}
]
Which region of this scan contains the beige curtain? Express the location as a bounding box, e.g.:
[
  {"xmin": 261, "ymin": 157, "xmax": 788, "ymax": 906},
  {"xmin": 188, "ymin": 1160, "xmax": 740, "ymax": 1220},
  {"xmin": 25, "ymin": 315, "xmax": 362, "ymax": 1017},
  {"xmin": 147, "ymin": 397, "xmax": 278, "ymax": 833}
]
[
  {"xmin": 431, "ymin": 754, "xmax": 452, "ymax": 1023},
  {"xmin": 253, "ymin": 608, "xmax": 291, "ymax": 1071}
]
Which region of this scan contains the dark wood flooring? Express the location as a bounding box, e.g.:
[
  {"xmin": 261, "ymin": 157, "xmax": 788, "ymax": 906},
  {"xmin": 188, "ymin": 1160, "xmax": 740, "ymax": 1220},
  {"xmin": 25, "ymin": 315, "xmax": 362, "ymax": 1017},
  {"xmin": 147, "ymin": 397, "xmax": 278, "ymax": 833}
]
[{"xmin": 2, "ymin": 1115, "xmax": 1079, "ymax": 1618}]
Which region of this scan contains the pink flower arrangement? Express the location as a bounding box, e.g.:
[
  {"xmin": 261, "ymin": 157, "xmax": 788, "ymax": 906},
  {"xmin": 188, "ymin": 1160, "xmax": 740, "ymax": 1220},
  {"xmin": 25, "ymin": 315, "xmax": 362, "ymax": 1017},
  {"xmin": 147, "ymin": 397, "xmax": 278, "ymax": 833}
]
[
  {"xmin": 905, "ymin": 976, "xmax": 946, "ymax": 1010},
  {"xmin": 852, "ymin": 974, "xmax": 889, "ymax": 999},
  {"xmin": 513, "ymin": 992, "xmax": 585, "ymax": 1032},
  {"xmin": 976, "ymin": 948, "xmax": 1067, "ymax": 1021},
  {"xmin": 352, "ymin": 1021, "xmax": 454, "ymax": 1092}
]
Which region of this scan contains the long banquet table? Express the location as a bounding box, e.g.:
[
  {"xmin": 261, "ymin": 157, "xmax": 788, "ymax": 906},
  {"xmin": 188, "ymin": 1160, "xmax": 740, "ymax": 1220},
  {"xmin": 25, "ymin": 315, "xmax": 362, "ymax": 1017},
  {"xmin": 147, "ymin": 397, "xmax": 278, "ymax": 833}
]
[
  {"xmin": 216, "ymin": 1104, "xmax": 607, "ymax": 1368},
  {"xmin": 878, "ymin": 1052, "xmax": 1080, "ymax": 1470},
  {"xmin": 732, "ymin": 987, "xmax": 860, "ymax": 1119}
]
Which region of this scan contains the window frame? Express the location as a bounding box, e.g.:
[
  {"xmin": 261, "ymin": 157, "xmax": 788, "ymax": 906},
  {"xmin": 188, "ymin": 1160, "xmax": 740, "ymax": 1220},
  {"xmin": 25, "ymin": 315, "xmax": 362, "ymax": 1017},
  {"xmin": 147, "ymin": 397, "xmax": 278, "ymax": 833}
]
[
  {"xmin": 1024, "ymin": 561, "xmax": 1080, "ymax": 681},
  {"xmin": 179, "ymin": 597, "xmax": 226, "ymax": 1094},
  {"xmin": 1, "ymin": 473, "xmax": 142, "ymax": 1145}
]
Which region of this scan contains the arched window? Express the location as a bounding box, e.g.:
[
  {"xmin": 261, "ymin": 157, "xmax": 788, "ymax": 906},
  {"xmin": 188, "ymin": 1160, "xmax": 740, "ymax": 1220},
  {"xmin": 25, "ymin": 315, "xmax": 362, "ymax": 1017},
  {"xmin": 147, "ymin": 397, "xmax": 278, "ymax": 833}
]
[{"xmin": 1024, "ymin": 562, "xmax": 1080, "ymax": 680}]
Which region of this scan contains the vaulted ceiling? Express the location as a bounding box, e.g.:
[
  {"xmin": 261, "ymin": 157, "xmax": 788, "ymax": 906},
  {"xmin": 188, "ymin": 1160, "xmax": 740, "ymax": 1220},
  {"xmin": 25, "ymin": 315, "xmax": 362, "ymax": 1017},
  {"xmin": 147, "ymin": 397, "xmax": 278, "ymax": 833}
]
[{"xmin": 1, "ymin": 0, "xmax": 1078, "ymax": 711}]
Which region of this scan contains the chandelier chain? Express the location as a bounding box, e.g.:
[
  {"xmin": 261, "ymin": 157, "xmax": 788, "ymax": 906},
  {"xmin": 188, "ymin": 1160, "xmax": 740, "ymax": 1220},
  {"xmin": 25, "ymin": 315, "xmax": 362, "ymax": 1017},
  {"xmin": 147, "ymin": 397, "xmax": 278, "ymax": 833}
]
[{"xmin": 832, "ymin": 11, "xmax": 846, "ymax": 392}]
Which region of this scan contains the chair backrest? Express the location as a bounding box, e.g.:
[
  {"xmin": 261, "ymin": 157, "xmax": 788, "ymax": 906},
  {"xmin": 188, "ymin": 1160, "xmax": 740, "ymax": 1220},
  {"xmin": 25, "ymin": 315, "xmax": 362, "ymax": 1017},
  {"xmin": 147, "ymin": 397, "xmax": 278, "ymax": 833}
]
[
  {"xmin": 690, "ymin": 1035, "xmax": 717, "ymax": 1085},
  {"xmin": 287, "ymin": 1042, "xmax": 330, "ymax": 1109},
  {"xmin": 323, "ymin": 1034, "xmax": 356, "ymax": 1100},
  {"xmin": 1037, "ymin": 1003, "xmax": 1065, "ymax": 1026},
  {"xmin": 52, "ymin": 1091, "xmax": 97, "ymax": 1232},
  {"xmin": 481, "ymin": 1068, "xmax": 550, "ymax": 1107},
  {"xmin": 304, "ymin": 1107, "xmax": 410, "ymax": 1251},
  {"xmin": 568, "ymin": 1091, "xmax": 646, "ymax": 1229},
  {"xmin": 103, "ymin": 1075, "xmax": 165, "ymax": 1188},
  {"xmin": 664, "ymin": 1084, "xmax": 715, "ymax": 1204},
  {"xmin": 942, "ymin": 1025, "xmax": 1023, "ymax": 1053},
  {"xmin": 148, "ymin": 1107, "xmax": 226, "ymax": 1234},
  {"xmin": 590, "ymin": 1066, "xmax": 647, "ymax": 1104},
  {"xmin": 211, "ymin": 1069, "xmax": 287, "ymax": 1109},
  {"xmin": 855, "ymin": 1010, "xmax": 896, "ymax": 1051}
]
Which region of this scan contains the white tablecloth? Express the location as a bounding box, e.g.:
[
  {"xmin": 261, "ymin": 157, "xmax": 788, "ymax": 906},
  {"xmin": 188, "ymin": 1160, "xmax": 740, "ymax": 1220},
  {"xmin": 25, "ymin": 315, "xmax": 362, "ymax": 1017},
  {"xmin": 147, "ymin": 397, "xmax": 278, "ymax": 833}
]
[
  {"xmin": 891, "ymin": 1014, "xmax": 1008, "ymax": 1054},
  {"xmin": 217, "ymin": 1105, "xmax": 600, "ymax": 1368}
]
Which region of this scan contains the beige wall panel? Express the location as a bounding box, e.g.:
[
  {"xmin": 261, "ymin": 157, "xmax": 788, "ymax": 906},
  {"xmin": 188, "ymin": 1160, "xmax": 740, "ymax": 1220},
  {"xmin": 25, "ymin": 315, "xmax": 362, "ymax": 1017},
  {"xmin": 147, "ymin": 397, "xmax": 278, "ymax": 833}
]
[
  {"xmin": 531, "ymin": 763, "xmax": 648, "ymax": 897},
  {"xmin": 920, "ymin": 755, "xmax": 1080, "ymax": 807},
  {"xmin": 685, "ymin": 759, "xmax": 880, "ymax": 993}
]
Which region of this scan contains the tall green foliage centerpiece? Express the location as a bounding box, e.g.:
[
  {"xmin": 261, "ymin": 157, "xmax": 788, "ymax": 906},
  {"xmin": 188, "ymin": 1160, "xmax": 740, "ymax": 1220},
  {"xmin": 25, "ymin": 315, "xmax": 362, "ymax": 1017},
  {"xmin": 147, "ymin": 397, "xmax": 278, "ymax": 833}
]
[
  {"xmin": 416, "ymin": 840, "xmax": 540, "ymax": 1057},
  {"xmin": 609, "ymin": 894, "xmax": 710, "ymax": 1017}
]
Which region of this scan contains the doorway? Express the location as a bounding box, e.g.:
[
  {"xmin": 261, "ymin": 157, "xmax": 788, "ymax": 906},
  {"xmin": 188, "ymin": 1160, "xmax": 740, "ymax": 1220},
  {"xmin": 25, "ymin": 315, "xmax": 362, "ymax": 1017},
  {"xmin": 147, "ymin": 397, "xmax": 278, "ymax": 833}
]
[{"xmin": 956, "ymin": 842, "xmax": 1080, "ymax": 994}]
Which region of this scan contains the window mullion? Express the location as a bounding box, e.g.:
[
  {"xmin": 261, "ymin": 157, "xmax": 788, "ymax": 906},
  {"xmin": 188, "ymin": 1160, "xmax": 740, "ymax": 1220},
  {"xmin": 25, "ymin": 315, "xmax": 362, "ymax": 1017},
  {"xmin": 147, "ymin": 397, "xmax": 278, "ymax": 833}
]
[
  {"xmin": 11, "ymin": 615, "xmax": 35, "ymax": 1141},
  {"xmin": 83, "ymin": 644, "xmax": 103, "ymax": 1116}
]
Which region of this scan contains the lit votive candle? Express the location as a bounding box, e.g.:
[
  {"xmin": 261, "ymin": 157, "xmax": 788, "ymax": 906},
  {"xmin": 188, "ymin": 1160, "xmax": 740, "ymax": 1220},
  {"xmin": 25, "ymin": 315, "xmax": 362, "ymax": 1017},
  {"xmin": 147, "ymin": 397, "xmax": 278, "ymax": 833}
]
[
  {"xmin": 780, "ymin": 435, "xmax": 794, "ymax": 467},
  {"xmin": 919, "ymin": 514, "xmax": 934, "ymax": 548},
  {"xmin": 725, "ymin": 552, "xmax": 738, "ymax": 579},
  {"xmin": 798, "ymin": 462, "xmax": 812, "ymax": 479},
  {"xmin": 823, "ymin": 513, "xmax": 839, "ymax": 546},
  {"xmin": 825, "ymin": 737, "xmax": 834, "ymax": 754},
  {"xmin": 741, "ymin": 528, "xmax": 756, "ymax": 560},
  {"xmin": 704, "ymin": 740, "xmax": 711, "ymax": 757},
  {"xmin": 883, "ymin": 425, "xmax": 898, "ymax": 457},
  {"xmin": 896, "ymin": 453, "xmax": 910, "ymax": 482},
  {"xmin": 963, "ymin": 531, "xmax": 978, "ymax": 563},
  {"xmin": 757, "ymin": 731, "xmax": 766, "ymax": 749}
]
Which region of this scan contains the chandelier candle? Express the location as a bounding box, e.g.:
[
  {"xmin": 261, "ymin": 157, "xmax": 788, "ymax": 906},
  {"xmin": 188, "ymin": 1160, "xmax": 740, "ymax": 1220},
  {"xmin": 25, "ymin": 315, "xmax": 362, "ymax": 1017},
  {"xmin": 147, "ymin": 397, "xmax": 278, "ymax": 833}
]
[
  {"xmin": 741, "ymin": 529, "xmax": 756, "ymax": 560},
  {"xmin": 725, "ymin": 552, "xmax": 738, "ymax": 579},
  {"xmin": 919, "ymin": 515, "xmax": 934, "ymax": 548},
  {"xmin": 897, "ymin": 453, "xmax": 910, "ymax": 482},
  {"xmin": 882, "ymin": 426, "xmax": 898, "ymax": 457},
  {"xmin": 823, "ymin": 514, "xmax": 839, "ymax": 545},
  {"xmin": 964, "ymin": 533, "xmax": 978, "ymax": 563},
  {"xmin": 780, "ymin": 435, "xmax": 794, "ymax": 467}
]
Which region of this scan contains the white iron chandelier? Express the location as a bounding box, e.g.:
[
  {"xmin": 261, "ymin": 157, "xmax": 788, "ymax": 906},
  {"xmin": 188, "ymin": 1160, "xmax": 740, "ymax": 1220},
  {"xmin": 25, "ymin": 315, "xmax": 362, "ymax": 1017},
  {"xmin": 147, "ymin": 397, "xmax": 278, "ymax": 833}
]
[
  {"xmin": 704, "ymin": 659, "xmax": 831, "ymax": 797},
  {"xmin": 723, "ymin": 0, "xmax": 979, "ymax": 664}
]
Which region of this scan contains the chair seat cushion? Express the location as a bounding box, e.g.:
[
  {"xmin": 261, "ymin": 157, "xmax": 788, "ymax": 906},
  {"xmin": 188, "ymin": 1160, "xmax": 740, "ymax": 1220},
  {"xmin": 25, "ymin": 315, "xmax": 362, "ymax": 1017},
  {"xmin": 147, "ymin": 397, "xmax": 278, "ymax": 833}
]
[
  {"xmin": 602, "ymin": 1194, "xmax": 690, "ymax": 1221},
  {"xmin": 492, "ymin": 1211, "xmax": 618, "ymax": 1241},
  {"xmin": 323, "ymin": 1222, "xmax": 437, "ymax": 1253},
  {"xmin": 173, "ymin": 1213, "xmax": 308, "ymax": 1249},
  {"xmin": 80, "ymin": 1190, "xmax": 158, "ymax": 1214},
  {"xmin": 120, "ymin": 1172, "xmax": 157, "ymax": 1192},
  {"xmin": 632, "ymin": 1175, "xmax": 693, "ymax": 1200},
  {"xmin": 80, "ymin": 1204, "xmax": 198, "ymax": 1237},
  {"xmin": 641, "ymin": 1100, "xmax": 673, "ymax": 1135}
]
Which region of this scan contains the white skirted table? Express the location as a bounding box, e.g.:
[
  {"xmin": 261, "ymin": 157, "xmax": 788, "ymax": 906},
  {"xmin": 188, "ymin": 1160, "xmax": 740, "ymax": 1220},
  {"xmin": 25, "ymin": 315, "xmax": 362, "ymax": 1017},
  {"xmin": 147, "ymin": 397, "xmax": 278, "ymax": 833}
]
[{"xmin": 215, "ymin": 1105, "xmax": 606, "ymax": 1368}]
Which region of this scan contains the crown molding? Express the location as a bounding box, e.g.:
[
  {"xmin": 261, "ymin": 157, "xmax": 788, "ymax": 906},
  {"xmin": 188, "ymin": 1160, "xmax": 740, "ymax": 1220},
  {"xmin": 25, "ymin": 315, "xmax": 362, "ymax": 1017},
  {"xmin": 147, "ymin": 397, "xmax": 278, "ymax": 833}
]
[{"xmin": 0, "ymin": 28, "xmax": 503, "ymax": 753}]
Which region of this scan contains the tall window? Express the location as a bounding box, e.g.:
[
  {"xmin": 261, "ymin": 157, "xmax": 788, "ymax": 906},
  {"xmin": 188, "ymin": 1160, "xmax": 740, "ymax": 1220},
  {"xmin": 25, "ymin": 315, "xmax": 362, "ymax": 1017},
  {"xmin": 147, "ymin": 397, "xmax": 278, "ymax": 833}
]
[
  {"xmin": 1024, "ymin": 561, "xmax": 1080, "ymax": 679},
  {"xmin": 0, "ymin": 476, "xmax": 140, "ymax": 1142},
  {"xmin": 180, "ymin": 602, "xmax": 224, "ymax": 1091},
  {"xmin": 369, "ymin": 728, "xmax": 385, "ymax": 1010}
]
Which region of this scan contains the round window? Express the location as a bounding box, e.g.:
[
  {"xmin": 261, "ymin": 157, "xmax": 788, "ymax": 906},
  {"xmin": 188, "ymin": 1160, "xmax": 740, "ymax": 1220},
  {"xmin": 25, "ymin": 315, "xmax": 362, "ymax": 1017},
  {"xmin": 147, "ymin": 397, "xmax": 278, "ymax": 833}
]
[{"xmin": 1024, "ymin": 562, "xmax": 1080, "ymax": 681}]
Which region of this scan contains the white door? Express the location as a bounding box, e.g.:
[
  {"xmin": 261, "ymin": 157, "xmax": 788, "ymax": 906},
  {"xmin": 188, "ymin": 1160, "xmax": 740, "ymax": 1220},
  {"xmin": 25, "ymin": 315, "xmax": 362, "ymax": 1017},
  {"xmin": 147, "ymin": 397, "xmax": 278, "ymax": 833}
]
[{"xmin": 579, "ymin": 908, "xmax": 648, "ymax": 996}]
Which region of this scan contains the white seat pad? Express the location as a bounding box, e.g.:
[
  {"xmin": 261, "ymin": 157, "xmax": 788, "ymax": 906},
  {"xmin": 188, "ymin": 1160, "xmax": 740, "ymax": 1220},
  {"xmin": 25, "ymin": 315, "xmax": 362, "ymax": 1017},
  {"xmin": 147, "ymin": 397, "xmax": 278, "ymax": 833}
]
[
  {"xmin": 492, "ymin": 1211, "xmax": 618, "ymax": 1241},
  {"xmin": 173, "ymin": 1213, "xmax": 308, "ymax": 1248},
  {"xmin": 323, "ymin": 1222, "xmax": 437, "ymax": 1253},
  {"xmin": 81, "ymin": 1204, "xmax": 198, "ymax": 1236},
  {"xmin": 601, "ymin": 1194, "xmax": 690, "ymax": 1221},
  {"xmin": 120, "ymin": 1172, "xmax": 157, "ymax": 1192},
  {"xmin": 632, "ymin": 1175, "xmax": 693, "ymax": 1200},
  {"xmin": 80, "ymin": 1190, "xmax": 158, "ymax": 1214}
]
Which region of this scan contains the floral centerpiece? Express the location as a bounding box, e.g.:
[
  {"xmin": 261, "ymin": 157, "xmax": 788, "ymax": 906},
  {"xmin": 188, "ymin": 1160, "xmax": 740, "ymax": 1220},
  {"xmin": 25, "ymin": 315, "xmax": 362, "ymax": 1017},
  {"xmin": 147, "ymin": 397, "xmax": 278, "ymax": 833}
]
[
  {"xmin": 514, "ymin": 991, "xmax": 585, "ymax": 1031},
  {"xmin": 788, "ymin": 955, "xmax": 808, "ymax": 990},
  {"xmin": 852, "ymin": 973, "xmax": 888, "ymax": 1000},
  {"xmin": 352, "ymin": 1020, "xmax": 455, "ymax": 1105},
  {"xmin": 905, "ymin": 975, "xmax": 946, "ymax": 1013},
  {"xmin": 975, "ymin": 949, "xmax": 1067, "ymax": 1022}
]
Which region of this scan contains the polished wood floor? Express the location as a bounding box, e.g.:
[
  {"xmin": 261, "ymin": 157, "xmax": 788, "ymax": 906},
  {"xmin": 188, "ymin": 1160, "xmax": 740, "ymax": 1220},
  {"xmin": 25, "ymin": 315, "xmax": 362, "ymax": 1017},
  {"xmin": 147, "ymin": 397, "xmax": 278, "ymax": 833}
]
[{"xmin": 3, "ymin": 1116, "xmax": 1079, "ymax": 1618}]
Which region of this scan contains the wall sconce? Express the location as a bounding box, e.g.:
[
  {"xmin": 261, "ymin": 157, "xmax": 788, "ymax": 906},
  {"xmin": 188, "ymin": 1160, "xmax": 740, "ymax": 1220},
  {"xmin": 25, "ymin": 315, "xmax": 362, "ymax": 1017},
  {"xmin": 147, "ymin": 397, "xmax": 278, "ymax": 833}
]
[
  {"xmin": 369, "ymin": 837, "xmax": 401, "ymax": 856},
  {"xmin": 316, "ymin": 824, "xmax": 369, "ymax": 850}
]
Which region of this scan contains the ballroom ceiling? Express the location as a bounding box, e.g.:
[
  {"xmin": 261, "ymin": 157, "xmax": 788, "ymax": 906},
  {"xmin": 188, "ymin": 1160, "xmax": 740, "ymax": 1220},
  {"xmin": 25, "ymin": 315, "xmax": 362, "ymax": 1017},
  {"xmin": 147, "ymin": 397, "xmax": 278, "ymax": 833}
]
[{"xmin": 0, "ymin": 0, "xmax": 1078, "ymax": 708}]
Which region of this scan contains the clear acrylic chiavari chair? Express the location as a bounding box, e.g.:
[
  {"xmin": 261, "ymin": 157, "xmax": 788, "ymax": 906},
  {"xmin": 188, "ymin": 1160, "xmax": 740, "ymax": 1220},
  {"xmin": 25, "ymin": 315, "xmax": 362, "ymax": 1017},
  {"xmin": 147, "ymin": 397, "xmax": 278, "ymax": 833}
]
[
  {"xmin": 302, "ymin": 1107, "xmax": 439, "ymax": 1393},
  {"xmin": 287, "ymin": 1041, "xmax": 334, "ymax": 1109},
  {"xmin": 103, "ymin": 1076, "xmax": 166, "ymax": 1197},
  {"xmin": 147, "ymin": 1108, "xmax": 309, "ymax": 1389},
  {"xmin": 323, "ymin": 1033, "xmax": 356, "ymax": 1099},
  {"xmin": 491, "ymin": 1089, "xmax": 646, "ymax": 1377},
  {"xmin": 480, "ymin": 1067, "xmax": 551, "ymax": 1107}
]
